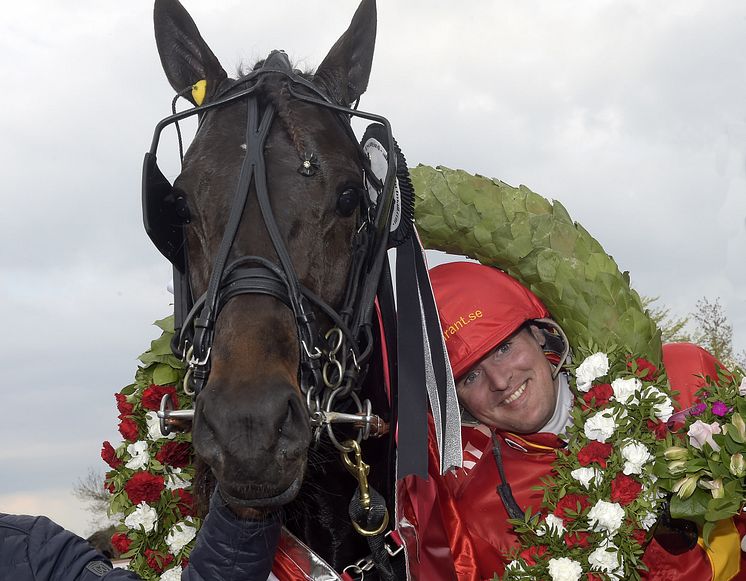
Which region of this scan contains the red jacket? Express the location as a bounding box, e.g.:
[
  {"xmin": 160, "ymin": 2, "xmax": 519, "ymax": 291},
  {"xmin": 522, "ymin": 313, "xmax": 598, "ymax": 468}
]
[{"xmin": 397, "ymin": 343, "xmax": 745, "ymax": 581}]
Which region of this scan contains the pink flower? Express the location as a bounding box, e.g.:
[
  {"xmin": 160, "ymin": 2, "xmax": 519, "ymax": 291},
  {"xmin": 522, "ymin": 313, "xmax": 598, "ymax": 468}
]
[
  {"xmin": 690, "ymin": 402, "xmax": 707, "ymax": 416},
  {"xmin": 712, "ymin": 401, "xmax": 730, "ymax": 417},
  {"xmin": 688, "ymin": 420, "xmax": 722, "ymax": 451}
]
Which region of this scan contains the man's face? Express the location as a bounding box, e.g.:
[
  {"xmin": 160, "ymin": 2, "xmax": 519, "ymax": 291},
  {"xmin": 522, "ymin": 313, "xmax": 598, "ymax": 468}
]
[{"xmin": 456, "ymin": 325, "xmax": 557, "ymax": 433}]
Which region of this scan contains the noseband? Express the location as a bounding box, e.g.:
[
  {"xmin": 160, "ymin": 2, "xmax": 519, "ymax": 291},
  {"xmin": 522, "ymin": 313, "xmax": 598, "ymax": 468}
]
[{"xmin": 144, "ymin": 51, "xmax": 398, "ymax": 450}]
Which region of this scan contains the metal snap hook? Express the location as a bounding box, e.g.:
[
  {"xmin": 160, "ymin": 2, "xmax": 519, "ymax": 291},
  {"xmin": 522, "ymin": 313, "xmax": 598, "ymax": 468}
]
[{"xmin": 341, "ymin": 440, "xmax": 390, "ymax": 537}]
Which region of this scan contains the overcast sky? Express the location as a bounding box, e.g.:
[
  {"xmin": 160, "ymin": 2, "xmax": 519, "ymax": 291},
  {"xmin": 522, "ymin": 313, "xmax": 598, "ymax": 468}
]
[{"xmin": 1, "ymin": 0, "xmax": 744, "ymax": 537}]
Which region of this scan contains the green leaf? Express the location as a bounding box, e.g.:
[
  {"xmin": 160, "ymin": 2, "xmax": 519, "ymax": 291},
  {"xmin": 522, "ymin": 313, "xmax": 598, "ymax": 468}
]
[
  {"xmin": 120, "ymin": 383, "xmax": 136, "ymax": 396},
  {"xmin": 152, "ymin": 364, "xmax": 179, "ymax": 386},
  {"xmin": 702, "ymin": 521, "xmax": 717, "ymax": 547},
  {"xmin": 148, "ymin": 333, "xmax": 174, "ymax": 356},
  {"xmin": 670, "ymin": 489, "xmax": 709, "ymax": 521},
  {"xmin": 154, "ymin": 316, "xmax": 175, "ymax": 333}
]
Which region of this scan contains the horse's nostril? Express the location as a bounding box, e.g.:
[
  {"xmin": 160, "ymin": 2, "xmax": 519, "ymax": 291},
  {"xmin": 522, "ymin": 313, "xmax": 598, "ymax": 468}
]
[{"xmin": 280, "ymin": 396, "xmax": 303, "ymax": 438}]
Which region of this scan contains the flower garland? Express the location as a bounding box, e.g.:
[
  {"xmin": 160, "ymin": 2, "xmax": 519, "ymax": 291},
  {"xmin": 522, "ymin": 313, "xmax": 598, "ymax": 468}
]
[
  {"xmin": 502, "ymin": 345, "xmax": 746, "ymax": 581},
  {"xmin": 502, "ymin": 344, "xmax": 676, "ymax": 581},
  {"xmin": 105, "ymin": 321, "xmax": 746, "ymax": 581},
  {"xmin": 101, "ymin": 317, "xmax": 199, "ymax": 581},
  {"xmin": 653, "ymin": 366, "xmax": 746, "ymax": 545}
]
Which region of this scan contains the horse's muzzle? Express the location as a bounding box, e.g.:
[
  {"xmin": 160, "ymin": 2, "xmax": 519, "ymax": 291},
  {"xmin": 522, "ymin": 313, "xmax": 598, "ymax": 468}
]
[{"xmin": 191, "ymin": 377, "xmax": 311, "ymax": 505}]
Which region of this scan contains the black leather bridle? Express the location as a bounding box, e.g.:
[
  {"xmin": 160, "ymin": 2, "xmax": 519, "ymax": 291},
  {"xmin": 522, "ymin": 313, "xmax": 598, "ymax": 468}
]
[{"xmin": 143, "ymin": 51, "xmax": 398, "ymax": 445}]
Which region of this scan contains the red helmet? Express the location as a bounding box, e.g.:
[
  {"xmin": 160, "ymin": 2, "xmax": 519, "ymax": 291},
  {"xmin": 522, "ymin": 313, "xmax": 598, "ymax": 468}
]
[{"xmin": 429, "ymin": 262, "xmax": 550, "ymax": 380}]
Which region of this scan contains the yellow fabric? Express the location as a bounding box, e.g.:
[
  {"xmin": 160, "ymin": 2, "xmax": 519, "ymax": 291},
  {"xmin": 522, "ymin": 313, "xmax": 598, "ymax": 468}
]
[
  {"xmin": 697, "ymin": 518, "xmax": 741, "ymax": 581},
  {"xmin": 191, "ymin": 80, "xmax": 207, "ymax": 106}
]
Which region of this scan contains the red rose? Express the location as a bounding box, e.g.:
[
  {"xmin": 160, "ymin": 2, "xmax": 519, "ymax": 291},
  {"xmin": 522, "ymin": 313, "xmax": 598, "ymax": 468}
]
[
  {"xmin": 141, "ymin": 384, "xmax": 179, "ymax": 411},
  {"xmin": 628, "ymin": 357, "xmax": 658, "ymax": 380},
  {"xmin": 145, "ymin": 548, "xmax": 174, "ymax": 573},
  {"xmin": 118, "ymin": 417, "xmax": 139, "ymax": 442},
  {"xmin": 632, "ymin": 528, "xmax": 648, "ymax": 546},
  {"xmin": 111, "ymin": 532, "xmax": 131, "ymax": 554},
  {"xmin": 101, "ymin": 441, "xmax": 122, "ymax": 469},
  {"xmin": 554, "ymin": 493, "xmax": 590, "ymax": 522},
  {"xmin": 565, "ymin": 531, "xmax": 590, "ymax": 548},
  {"xmin": 174, "ymin": 488, "xmax": 195, "ymax": 517},
  {"xmin": 647, "ymin": 419, "xmax": 669, "ymax": 440},
  {"xmin": 582, "ymin": 383, "xmax": 613, "ymax": 407},
  {"xmin": 518, "ymin": 544, "xmax": 547, "ymax": 566},
  {"xmin": 124, "ymin": 471, "xmax": 165, "ymax": 505},
  {"xmin": 610, "ymin": 473, "xmax": 642, "ymax": 506},
  {"xmin": 115, "ymin": 393, "xmax": 134, "ymax": 417},
  {"xmin": 156, "ymin": 442, "xmax": 192, "ymax": 468},
  {"xmin": 577, "ymin": 441, "xmax": 613, "ymax": 468}
]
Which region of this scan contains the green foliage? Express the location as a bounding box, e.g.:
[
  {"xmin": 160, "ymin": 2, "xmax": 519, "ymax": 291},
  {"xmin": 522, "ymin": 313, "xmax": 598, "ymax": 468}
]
[
  {"xmin": 692, "ymin": 297, "xmax": 746, "ymax": 368},
  {"xmin": 105, "ymin": 316, "xmax": 196, "ymax": 579},
  {"xmin": 641, "ymin": 296, "xmax": 692, "ymax": 343},
  {"xmin": 656, "ymin": 366, "xmax": 746, "ymax": 545},
  {"xmin": 411, "ymin": 165, "xmax": 662, "ymax": 364}
]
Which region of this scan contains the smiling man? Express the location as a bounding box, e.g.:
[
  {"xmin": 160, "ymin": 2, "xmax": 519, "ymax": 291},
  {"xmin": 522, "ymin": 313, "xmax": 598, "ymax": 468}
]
[
  {"xmin": 399, "ymin": 261, "xmax": 743, "ymax": 581},
  {"xmin": 456, "ymin": 324, "xmax": 560, "ymax": 433}
]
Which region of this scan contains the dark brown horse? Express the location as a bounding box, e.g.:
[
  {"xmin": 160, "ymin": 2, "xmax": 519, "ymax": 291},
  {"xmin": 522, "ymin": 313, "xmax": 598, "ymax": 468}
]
[{"xmin": 148, "ymin": 0, "xmax": 400, "ymax": 573}]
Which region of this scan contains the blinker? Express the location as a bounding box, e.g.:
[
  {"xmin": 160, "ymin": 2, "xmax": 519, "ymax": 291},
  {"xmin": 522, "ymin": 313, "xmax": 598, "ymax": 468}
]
[{"xmin": 142, "ymin": 152, "xmax": 189, "ymax": 271}]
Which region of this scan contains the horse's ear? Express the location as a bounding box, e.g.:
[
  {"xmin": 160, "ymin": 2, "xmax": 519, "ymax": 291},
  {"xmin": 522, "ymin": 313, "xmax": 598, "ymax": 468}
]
[
  {"xmin": 153, "ymin": 0, "xmax": 227, "ymax": 105},
  {"xmin": 314, "ymin": 0, "xmax": 376, "ymax": 106}
]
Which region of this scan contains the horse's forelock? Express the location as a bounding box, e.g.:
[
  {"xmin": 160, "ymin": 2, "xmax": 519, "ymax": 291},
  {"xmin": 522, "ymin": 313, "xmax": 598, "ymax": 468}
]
[{"xmin": 235, "ymin": 60, "xmax": 315, "ymax": 78}]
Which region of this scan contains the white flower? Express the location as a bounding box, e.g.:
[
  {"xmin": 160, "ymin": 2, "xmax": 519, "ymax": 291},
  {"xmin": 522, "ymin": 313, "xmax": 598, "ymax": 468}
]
[
  {"xmin": 544, "ymin": 513, "xmax": 566, "ymax": 536},
  {"xmin": 547, "ymin": 556, "xmax": 583, "ymax": 581},
  {"xmin": 620, "ymin": 440, "xmax": 652, "ymax": 475},
  {"xmin": 505, "ymin": 560, "xmax": 524, "ymax": 572},
  {"xmin": 584, "ymin": 410, "xmax": 617, "ymax": 443},
  {"xmin": 640, "ymin": 511, "xmax": 657, "ymax": 531},
  {"xmin": 642, "ymin": 386, "xmax": 674, "ymax": 422},
  {"xmin": 125, "ymin": 440, "xmax": 150, "ymax": 470},
  {"xmin": 587, "ymin": 499, "xmax": 625, "ymax": 536},
  {"xmin": 611, "ymin": 377, "xmax": 641, "ymax": 405},
  {"xmin": 165, "ymin": 520, "xmax": 198, "ymax": 555},
  {"xmin": 160, "ymin": 567, "xmax": 183, "ymax": 581},
  {"xmin": 739, "ymin": 377, "xmax": 746, "ymax": 397},
  {"xmin": 165, "ymin": 467, "xmax": 191, "ymax": 490},
  {"xmin": 575, "ymin": 352, "xmax": 609, "ymax": 392},
  {"xmin": 688, "ymin": 419, "xmax": 722, "ymax": 452},
  {"xmin": 124, "ymin": 502, "xmax": 158, "ymax": 533},
  {"xmin": 570, "ymin": 466, "xmax": 603, "ymax": 489},
  {"xmin": 588, "ymin": 542, "xmax": 623, "ymax": 579},
  {"xmin": 146, "ymin": 411, "xmax": 176, "ymax": 441}
]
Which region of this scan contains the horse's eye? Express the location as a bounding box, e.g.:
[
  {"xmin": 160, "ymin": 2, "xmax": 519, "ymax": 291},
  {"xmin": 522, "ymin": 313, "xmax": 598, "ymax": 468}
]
[{"xmin": 336, "ymin": 187, "xmax": 361, "ymax": 217}]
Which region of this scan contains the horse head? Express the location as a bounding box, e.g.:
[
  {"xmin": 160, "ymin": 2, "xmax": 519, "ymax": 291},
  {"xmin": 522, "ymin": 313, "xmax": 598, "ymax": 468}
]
[{"xmin": 150, "ymin": 0, "xmax": 379, "ymax": 513}]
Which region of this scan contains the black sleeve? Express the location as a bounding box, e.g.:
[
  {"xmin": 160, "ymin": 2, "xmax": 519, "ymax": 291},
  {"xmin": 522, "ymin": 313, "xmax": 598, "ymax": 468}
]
[
  {"xmin": 23, "ymin": 515, "xmax": 141, "ymax": 580},
  {"xmin": 182, "ymin": 491, "xmax": 281, "ymax": 581}
]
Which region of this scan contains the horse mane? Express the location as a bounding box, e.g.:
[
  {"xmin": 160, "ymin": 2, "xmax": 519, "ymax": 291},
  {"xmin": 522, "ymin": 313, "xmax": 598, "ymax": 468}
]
[{"xmin": 235, "ymin": 61, "xmax": 322, "ymax": 160}]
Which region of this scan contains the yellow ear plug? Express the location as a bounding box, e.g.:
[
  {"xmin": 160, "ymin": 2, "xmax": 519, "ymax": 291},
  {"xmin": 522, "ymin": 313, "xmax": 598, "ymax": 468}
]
[{"xmin": 191, "ymin": 80, "xmax": 207, "ymax": 106}]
